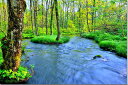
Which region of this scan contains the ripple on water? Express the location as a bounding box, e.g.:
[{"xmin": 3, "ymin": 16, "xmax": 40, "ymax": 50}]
[{"xmin": 22, "ymin": 37, "xmax": 126, "ymax": 84}]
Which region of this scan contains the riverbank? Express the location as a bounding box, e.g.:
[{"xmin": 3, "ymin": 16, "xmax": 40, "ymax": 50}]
[{"xmin": 81, "ymin": 31, "xmax": 127, "ymax": 58}]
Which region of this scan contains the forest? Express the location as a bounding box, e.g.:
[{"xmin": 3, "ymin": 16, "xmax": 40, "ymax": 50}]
[{"xmin": 0, "ymin": 0, "xmax": 127, "ymax": 84}]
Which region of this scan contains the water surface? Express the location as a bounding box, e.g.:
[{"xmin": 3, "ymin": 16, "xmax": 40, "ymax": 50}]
[{"xmin": 22, "ymin": 37, "xmax": 126, "ymax": 84}]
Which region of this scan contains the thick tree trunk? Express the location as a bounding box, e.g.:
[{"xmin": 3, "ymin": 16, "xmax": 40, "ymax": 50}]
[
  {"xmin": 1, "ymin": 0, "xmax": 26, "ymax": 71},
  {"xmin": 54, "ymin": 0, "xmax": 61, "ymax": 41}
]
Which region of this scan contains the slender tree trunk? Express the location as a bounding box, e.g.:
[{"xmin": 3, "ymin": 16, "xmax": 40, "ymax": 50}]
[
  {"xmin": 50, "ymin": 0, "xmax": 54, "ymax": 35},
  {"xmin": 66, "ymin": 3, "xmax": 69, "ymax": 29},
  {"xmin": 34, "ymin": 0, "xmax": 38, "ymax": 35},
  {"xmin": 45, "ymin": 0, "xmax": 48, "ymax": 35},
  {"xmin": 62, "ymin": 2, "xmax": 64, "ymax": 29},
  {"xmin": 42, "ymin": 0, "xmax": 44, "ymax": 30},
  {"xmin": 30, "ymin": 0, "xmax": 34, "ymax": 34},
  {"xmin": 54, "ymin": 0, "xmax": 61, "ymax": 40},
  {"xmin": 79, "ymin": 0, "xmax": 82, "ymax": 35},
  {"xmin": 1, "ymin": 0, "xmax": 26, "ymax": 71},
  {"xmin": 92, "ymin": 0, "xmax": 96, "ymax": 31},
  {"xmin": 86, "ymin": 0, "xmax": 90, "ymax": 32}
]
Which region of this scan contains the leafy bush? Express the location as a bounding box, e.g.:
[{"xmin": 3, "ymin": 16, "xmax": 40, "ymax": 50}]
[
  {"xmin": 31, "ymin": 35, "xmax": 70, "ymax": 44},
  {"xmin": 99, "ymin": 41, "xmax": 117, "ymax": 51},
  {"xmin": 0, "ymin": 66, "xmax": 31, "ymax": 83},
  {"xmin": 115, "ymin": 41, "xmax": 127, "ymax": 57},
  {"xmin": 81, "ymin": 33, "xmax": 96, "ymax": 39}
]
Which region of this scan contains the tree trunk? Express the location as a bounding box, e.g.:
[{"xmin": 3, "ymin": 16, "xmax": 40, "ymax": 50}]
[
  {"xmin": 34, "ymin": 0, "xmax": 38, "ymax": 36},
  {"xmin": 79, "ymin": 0, "xmax": 82, "ymax": 35},
  {"xmin": 45, "ymin": 0, "xmax": 48, "ymax": 35},
  {"xmin": 66, "ymin": 3, "xmax": 69, "ymax": 29},
  {"xmin": 1, "ymin": 0, "xmax": 26, "ymax": 71},
  {"xmin": 50, "ymin": 0, "xmax": 54, "ymax": 35},
  {"xmin": 92, "ymin": 0, "xmax": 96, "ymax": 31},
  {"xmin": 86, "ymin": 0, "xmax": 90, "ymax": 32},
  {"xmin": 30, "ymin": 0, "xmax": 34, "ymax": 34},
  {"xmin": 54, "ymin": 0, "xmax": 61, "ymax": 41},
  {"xmin": 42, "ymin": 0, "xmax": 44, "ymax": 30}
]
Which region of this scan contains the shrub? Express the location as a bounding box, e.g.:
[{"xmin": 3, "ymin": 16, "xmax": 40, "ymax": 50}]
[
  {"xmin": 0, "ymin": 66, "xmax": 31, "ymax": 83},
  {"xmin": 81, "ymin": 33, "xmax": 96, "ymax": 39},
  {"xmin": 99, "ymin": 41, "xmax": 117, "ymax": 51},
  {"xmin": 115, "ymin": 41, "xmax": 127, "ymax": 57},
  {"xmin": 31, "ymin": 35, "xmax": 70, "ymax": 44}
]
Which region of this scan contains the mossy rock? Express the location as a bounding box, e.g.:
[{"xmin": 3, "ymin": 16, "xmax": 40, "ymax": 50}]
[{"xmin": 93, "ymin": 55, "xmax": 102, "ymax": 59}]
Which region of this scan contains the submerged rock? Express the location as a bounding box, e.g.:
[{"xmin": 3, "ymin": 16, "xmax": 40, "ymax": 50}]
[{"xmin": 93, "ymin": 55, "xmax": 102, "ymax": 59}]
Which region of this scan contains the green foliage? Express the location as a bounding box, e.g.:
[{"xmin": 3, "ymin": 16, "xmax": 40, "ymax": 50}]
[
  {"xmin": 0, "ymin": 66, "xmax": 31, "ymax": 83},
  {"xmin": 81, "ymin": 31, "xmax": 127, "ymax": 57},
  {"xmin": 0, "ymin": 42, "xmax": 3, "ymax": 65},
  {"xmin": 0, "ymin": 49, "xmax": 3, "ymax": 65},
  {"xmin": 115, "ymin": 41, "xmax": 127, "ymax": 57},
  {"xmin": 31, "ymin": 35, "xmax": 70, "ymax": 44},
  {"xmin": 22, "ymin": 33, "xmax": 35, "ymax": 39},
  {"xmin": 0, "ymin": 33, "xmax": 5, "ymax": 40},
  {"xmin": 99, "ymin": 41, "xmax": 117, "ymax": 51}
]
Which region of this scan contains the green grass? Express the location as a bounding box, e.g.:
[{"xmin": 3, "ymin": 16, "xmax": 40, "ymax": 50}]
[
  {"xmin": 81, "ymin": 31, "xmax": 127, "ymax": 58},
  {"xmin": 115, "ymin": 41, "xmax": 127, "ymax": 57},
  {"xmin": 99, "ymin": 41, "xmax": 117, "ymax": 51},
  {"xmin": 31, "ymin": 35, "xmax": 70, "ymax": 44}
]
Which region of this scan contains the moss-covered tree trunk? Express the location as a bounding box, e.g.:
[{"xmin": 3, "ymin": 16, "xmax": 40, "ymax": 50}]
[{"xmin": 1, "ymin": 0, "xmax": 26, "ymax": 71}]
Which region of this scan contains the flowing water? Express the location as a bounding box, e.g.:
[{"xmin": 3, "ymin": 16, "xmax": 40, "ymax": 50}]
[{"xmin": 22, "ymin": 37, "xmax": 127, "ymax": 84}]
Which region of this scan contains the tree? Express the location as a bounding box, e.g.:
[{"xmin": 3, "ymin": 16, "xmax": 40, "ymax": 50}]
[
  {"xmin": 1, "ymin": 0, "xmax": 26, "ymax": 71},
  {"xmin": 86, "ymin": 0, "xmax": 90, "ymax": 32},
  {"xmin": 34, "ymin": 0, "xmax": 38, "ymax": 35},
  {"xmin": 54, "ymin": 0, "xmax": 61, "ymax": 40},
  {"xmin": 45, "ymin": 0, "xmax": 49, "ymax": 35},
  {"xmin": 30, "ymin": 0, "xmax": 34, "ymax": 34},
  {"xmin": 50, "ymin": 0, "xmax": 54, "ymax": 35},
  {"xmin": 42, "ymin": 0, "xmax": 44, "ymax": 30}
]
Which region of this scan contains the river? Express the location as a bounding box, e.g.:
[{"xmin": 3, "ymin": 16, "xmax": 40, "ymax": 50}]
[{"xmin": 22, "ymin": 36, "xmax": 127, "ymax": 84}]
